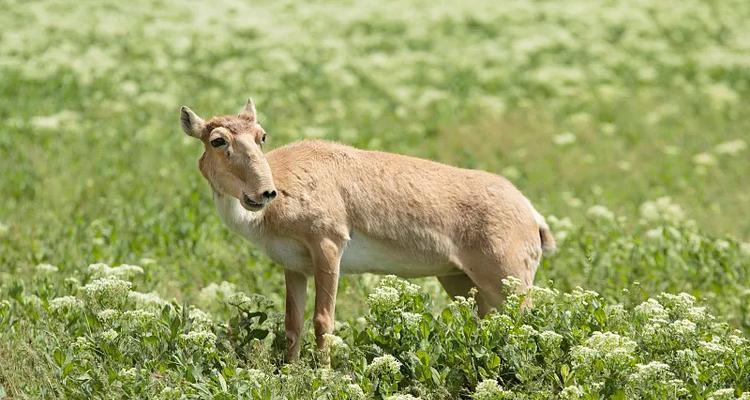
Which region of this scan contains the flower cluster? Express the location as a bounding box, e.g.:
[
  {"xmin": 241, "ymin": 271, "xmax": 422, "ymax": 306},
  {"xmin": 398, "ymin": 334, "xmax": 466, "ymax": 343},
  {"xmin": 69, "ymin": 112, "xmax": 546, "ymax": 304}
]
[
  {"xmin": 49, "ymin": 296, "xmax": 83, "ymax": 314},
  {"xmin": 87, "ymin": 263, "xmax": 144, "ymax": 279},
  {"xmin": 82, "ymin": 277, "xmax": 132, "ymax": 310}
]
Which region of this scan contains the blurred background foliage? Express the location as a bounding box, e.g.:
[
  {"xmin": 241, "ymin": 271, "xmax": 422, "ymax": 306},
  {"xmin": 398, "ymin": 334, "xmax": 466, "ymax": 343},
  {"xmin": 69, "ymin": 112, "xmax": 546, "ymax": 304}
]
[{"xmin": 0, "ymin": 0, "xmax": 749, "ymax": 322}]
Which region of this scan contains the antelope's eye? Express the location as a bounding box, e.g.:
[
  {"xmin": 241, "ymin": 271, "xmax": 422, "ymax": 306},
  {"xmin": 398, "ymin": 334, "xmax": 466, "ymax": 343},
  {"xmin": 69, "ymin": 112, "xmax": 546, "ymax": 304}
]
[
  {"xmin": 261, "ymin": 134, "xmax": 267, "ymax": 143},
  {"xmin": 210, "ymin": 138, "xmax": 226, "ymax": 148}
]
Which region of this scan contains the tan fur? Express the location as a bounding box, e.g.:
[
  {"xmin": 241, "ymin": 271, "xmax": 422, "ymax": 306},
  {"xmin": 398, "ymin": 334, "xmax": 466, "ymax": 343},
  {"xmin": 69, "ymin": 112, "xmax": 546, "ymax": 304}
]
[{"xmin": 180, "ymin": 100, "xmax": 555, "ymax": 361}]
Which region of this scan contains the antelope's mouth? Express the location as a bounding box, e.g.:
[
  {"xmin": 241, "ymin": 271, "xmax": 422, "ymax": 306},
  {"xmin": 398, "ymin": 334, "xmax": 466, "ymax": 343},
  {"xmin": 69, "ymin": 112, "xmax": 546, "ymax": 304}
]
[{"xmin": 242, "ymin": 194, "xmax": 264, "ymax": 211}]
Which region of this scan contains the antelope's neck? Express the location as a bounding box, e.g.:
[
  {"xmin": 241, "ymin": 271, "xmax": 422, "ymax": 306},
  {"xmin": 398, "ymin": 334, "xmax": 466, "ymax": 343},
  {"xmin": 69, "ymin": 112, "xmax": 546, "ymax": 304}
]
[{"xmin": 212, "ymin": 192, "xmax": 265, "ymax": 243}]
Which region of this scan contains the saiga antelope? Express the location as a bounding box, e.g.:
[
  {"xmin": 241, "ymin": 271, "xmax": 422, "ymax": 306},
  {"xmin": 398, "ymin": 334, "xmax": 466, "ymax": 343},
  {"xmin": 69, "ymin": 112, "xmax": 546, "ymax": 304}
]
[{"xmin": 180, "ymin": 99, "xmax": 555, "ymax": 361}]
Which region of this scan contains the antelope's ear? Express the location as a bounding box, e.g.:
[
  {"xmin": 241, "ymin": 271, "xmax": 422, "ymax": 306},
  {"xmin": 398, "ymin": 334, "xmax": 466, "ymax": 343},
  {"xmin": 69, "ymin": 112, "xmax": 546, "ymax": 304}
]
[
  {"xmin": 238, "ymin": 98, "xmax": 257, "ymax": 122},
  {"xmin": 180, "ymin": 106, "xmax": 205, "ymax": 138}
]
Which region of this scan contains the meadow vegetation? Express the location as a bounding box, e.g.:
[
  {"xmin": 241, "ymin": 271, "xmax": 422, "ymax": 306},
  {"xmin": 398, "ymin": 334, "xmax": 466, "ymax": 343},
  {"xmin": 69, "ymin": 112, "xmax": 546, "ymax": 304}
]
[{"xmin": 1, "ymin": 0, "xmax": 749, "ymax": 398}]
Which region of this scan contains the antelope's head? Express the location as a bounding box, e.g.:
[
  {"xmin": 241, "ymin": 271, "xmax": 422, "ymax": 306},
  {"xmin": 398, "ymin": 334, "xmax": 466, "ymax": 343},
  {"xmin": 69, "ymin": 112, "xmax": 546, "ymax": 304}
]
[{"xmin": 180, "ymin": 99, "xmax": 276, "ymax": 211}]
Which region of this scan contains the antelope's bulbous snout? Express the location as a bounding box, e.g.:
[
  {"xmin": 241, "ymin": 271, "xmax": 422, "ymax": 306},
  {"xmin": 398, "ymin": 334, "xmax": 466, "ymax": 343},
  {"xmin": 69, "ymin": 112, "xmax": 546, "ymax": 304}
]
[
  {"xmin": 262, "ymin": 190, "xmax": 277, "ymax": 200},
  {"xmin": 241, "ymin": 186, "xmax": 277, "ymax": 211}
]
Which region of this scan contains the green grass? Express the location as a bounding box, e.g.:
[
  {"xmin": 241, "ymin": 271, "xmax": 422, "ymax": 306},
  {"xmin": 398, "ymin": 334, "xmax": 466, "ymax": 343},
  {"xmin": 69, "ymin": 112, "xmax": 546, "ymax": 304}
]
[{"xmin": 1, "ymin": 0, "xmax": 750, "ymax": 398}]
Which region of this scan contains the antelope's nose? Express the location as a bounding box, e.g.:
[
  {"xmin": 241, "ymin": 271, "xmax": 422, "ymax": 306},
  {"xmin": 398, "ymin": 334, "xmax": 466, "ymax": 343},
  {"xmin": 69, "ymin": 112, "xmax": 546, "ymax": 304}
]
[{"xmin": 262, "ymin": 190, "xmax": 277, "ymax": 200}]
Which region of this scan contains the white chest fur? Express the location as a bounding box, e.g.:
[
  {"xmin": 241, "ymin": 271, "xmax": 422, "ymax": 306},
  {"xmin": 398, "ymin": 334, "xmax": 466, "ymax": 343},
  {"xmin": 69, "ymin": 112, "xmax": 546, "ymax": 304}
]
[
  {"xmin": 213, "ymin": 194, "xmax": 312, "ymax": 273},
  {"xmin": 213, "ymin": 193, "xmax": 264, "ymax": 242}
]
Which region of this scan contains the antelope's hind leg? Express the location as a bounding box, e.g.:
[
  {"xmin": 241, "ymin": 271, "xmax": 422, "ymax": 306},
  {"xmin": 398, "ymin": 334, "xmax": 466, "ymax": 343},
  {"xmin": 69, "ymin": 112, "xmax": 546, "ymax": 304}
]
[
  {"xmin": 438, "ymin": 273, "xmax": 493, "ymax": 316},
  {"xmin": 456, "ymin": 244, "xmax": 540, "ymax": 315}
]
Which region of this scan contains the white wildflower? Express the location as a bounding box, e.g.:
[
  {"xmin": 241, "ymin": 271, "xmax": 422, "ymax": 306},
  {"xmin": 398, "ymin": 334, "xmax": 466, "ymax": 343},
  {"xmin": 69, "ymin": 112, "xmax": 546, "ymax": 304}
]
[
  {"xmin": 705, "ymin": 83, "xmax": 739, "ymax": 109},
  {"xmin": 565, "ymin": 287, "xmax": 600, "ymax": 305},
  {"xmin": 29, "ymin": 110, "xmax": 79, "ymax": 131},
  {"xmin": 159, "ymin": 386, "xmax": 181, "ymax": 397},
  {"xmin": 715, "ymin": 239, "xmax": 731, "ymax": 251},
  {"xmin": 98, "ymin": 329, "xmax": 119, "ymax": 342},
  {"xmin": 87, "ymin": 263, "xmax": 143, "ymax": 279},
  {"xmin": 345, "ymin": 383, "xmax": 366, "ymax": 399},
  {"xmin": 179, "ymin": 330, "xmax": 217, "ymax": 350},
  {"xmin": 323, "ymin": 334, "xmax": 348, "ymax": 351},
  {"xmin": 96, "ymin": 309, "xmax": 120, "ymax": 323},
  {"xmin": 699, "ymin": 339, "xmax": 729, "ymax": 356},
  {"xmin": 366, "ymin": 354, "xmax": 402, "ymax": 377},
  {"xmin": 560, "ymin": 385, "xmax": 584, "ymax": 400},
  {"xmin": 587, "ymin": 205, "xmax": 615, "ymax": 221},
  {"xmin": 634, "ymin": 299, "xmax": 669, "ymax": 320},
  {"xmin": 24, "ymin": 295, "xmax": 42, "ymax": 308},
  {"xmin": 82, "ymin": 277, "xmax": 132, "ymax": 310},
  {"xmin": 198, "ymin": 281, "xmax": 237, "ymax": 303},
  {"xmin": 385, "ymin": 395, "xmax": 419, "ymax": 400},
  {"xmin": 671, "ymin": 319, "xmax": 696, "ymax": 336},
  {"xmin": 111, "ymin": 264, "xmax": 144, "ymax": 277},
  {"xmin": 236, "ymin": 368, "xmax": 267, "ymax": 385},
  {"xmin": 629, "ymin": 361, "xmax": 674, "ymax": 383},
  {"xmin": 727, "ymin": 334, "xmax": 748, "ymax": 347},
  {"xmin": 49, "ymin": 296, "xmax": 83, "ymax": 313},
  {"xmin": 644, "ymin": 227, "xmax": 664, "ymax": 242},
  {"xmin": 528, "ymin": 286, "xmax": 558, "ymax": 304},
  {"xmin": 402, "ymin": 312, "xmax": 422, "ymax": 330},
  {"xmin": 639, "ymin": 197, "xmax": 684, "ymax": 223},
  {"xmin": 449, "ymin": 294, "xmax": 477, "ymax": 312},
  {"xmin": 547, "ymin": 215, "xmax": 574, "ymax": 243},
  {"xmin": 687, "ymin": 306, "xmax": 710, "ymax": 323},
  {"xmin": 601, "ymin": 123, "xmax": 616, "ymax": 136},
  {"xmin": 368, "ymin": 285, "xmax": 401, "ymax": 310},
  {"xmin": 122, "ymin": 309, "xmax": 157, "ymax": 327},
  {"xmin": 35, "ymin": 263, "xmax": 58, "ymax": 274},
  {"xmin": 585, "ymin": 331, "xmax": 637, "ymax": 357},
  {"xmin": 570, "ymin": 345, "xmax": 598, "ymax": 366},
  {"xmin": 519, "ymin": 324, "xmax": 538, "ymax": 338},
  {"xmin": 72, "ymin": 336, "xmax": 92, "ymax": 352},
  {"xmin": 128, "ymin": 291, "xmax": 167, "ymax": 308},
  {"xmin": 382, "ymin": 275, "xmax": 421, "ymax": 297},
  {"xmin": 693, "ymin": 152, "xmax": 717, "ymax": 167},
  {"xmin": 472, "ymin": 379, "xmax": 512, "ymax": 400},
  {"xmin": 553, "ymin": 132, "xmax": 577, "ymax": 146},
  {"xmin": 562, "ymin": 192, "xmax": 583, "ymax": 208},
  {"xmin": 87, "ymin": 263, "xmax": 110, "ymax": 275},
  {"xmin": 227, "ymin": 291, "xmax": 261, "ymax": 308},
  {"xmin": 189, "ymin": 306, "xmax": 213, "ymax": 331},
  {"xmin": 708, "ymin": 388, "xmax": 737, "ymax": 400},
  {"xmin": 657, "ymin": 292, "xmax": 696, "ymax": 314},
  {"xmin": 714, "ymin": 139, "xmax": 747, "ymax": 155},
  {"xmin": 539, "ymin": 330, "xmax": 563, "ymax": 352},
  {"xmin": 119, "ymin": 367, "xmax": 138, "ymax": 382},
  {"xmin": 568, "ymin": 112, "xmax": 592, "ymax": 128}
]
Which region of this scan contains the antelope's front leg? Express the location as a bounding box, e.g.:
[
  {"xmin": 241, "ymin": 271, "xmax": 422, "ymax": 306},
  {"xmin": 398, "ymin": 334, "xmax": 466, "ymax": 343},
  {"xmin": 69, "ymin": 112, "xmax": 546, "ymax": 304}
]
[
  {"xmin": 284, "ymin": 269, "xmax": 307, "ymax": 362},
  {"xmin": 310, "ymin": 238, "xmax": 343, "ymax": 351}
]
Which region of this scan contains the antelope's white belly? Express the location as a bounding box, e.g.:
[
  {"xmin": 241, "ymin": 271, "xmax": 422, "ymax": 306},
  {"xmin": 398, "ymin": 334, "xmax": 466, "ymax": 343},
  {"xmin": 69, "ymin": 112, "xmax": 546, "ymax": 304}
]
[
  {"xmin": 263, "ymin": 230, "xmax": 457, "ymax": 277},
  {"xmin": 340, "ymin": 230, "xmax": 457, "ymax": 277}
]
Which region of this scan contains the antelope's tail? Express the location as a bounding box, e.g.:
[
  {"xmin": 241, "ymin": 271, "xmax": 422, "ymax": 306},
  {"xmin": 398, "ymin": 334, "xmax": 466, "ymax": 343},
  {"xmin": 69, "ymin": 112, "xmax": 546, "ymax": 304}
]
[{"xmin": 532, "ymin": 209, "xmax": 557, "ymax": 255}]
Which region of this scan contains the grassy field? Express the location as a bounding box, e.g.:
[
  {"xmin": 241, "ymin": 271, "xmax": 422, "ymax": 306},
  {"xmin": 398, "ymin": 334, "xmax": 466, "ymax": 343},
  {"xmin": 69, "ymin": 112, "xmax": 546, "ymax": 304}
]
[{"xmin": 1, "ymin": 0, "xmax": 750, "ymax": 398}]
